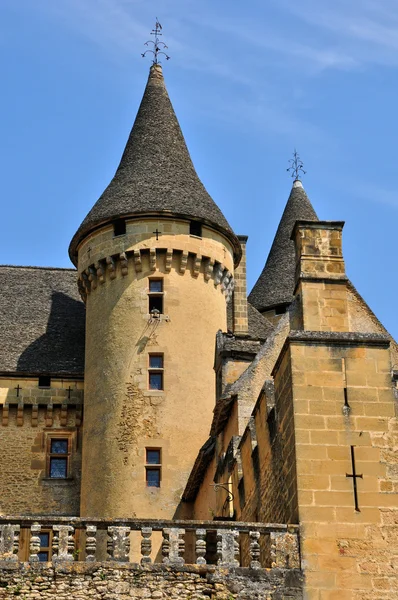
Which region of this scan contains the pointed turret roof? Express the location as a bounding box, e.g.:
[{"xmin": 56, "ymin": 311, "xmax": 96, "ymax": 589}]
[
  {"xmin": 69, "ymin": 64, "xmax": 241, "ymax": 264},
  {"xmin": 248, "ymin": 180, "xmax": 318, "ymax": 312}
]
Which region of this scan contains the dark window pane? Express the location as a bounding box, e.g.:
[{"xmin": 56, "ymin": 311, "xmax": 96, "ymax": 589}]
[
  {"xmin": 149, "ymin": 280, "xmax": 163, "ymax": 293},
  {"xmin": 38, "ymin": 552, "xmax": 49, "ymax": 562},
  {"xmin": 113, "ymin": 219, "xmax": 126, "ymax": 236},
  {"xmin": 50, "ymin": 439, "xmax": 68, "ymax": 454},
  {"xmin": 149, "ymin": 372, "xmax": 163, "ymax": 390},
  {"xmin": 190, "ymin": 221, "xmax": 202, "ymax": 237},
  {"xmin": 146, "ymin": 468, "xmax": 160, "ymax": 487},
  {"xmin": 39, "ymin": 533, "xmax": 50, "ymax": 547},
  {"xmin": 149, "ymin": 295, "xmax": 163, "ymax": 314},
  {"xmin": 146, "ymin": 449, "xmax": 161, "ymax": 464},
  {"xmin": 38, "ymin": 375, "xmax": 51, "ymax": 388},
  {"xmin": 50, "ymin": 457, "xmax": 67, "ymax": 478},
  {"xmin": 149, "ymin": 355, "xmax": 163, "ymax": 369}
]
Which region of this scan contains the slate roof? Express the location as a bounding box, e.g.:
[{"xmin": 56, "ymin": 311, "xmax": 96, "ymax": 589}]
[
  {"xmin": 69, "ymin": 64, "xmax": 241, "ymax": 265},
  {"xmin": 248, "ymin": 181, "xmax": 318, "ymax": 312},
  {"xmin": 0, "ymin": 266, "xmax": 85, "ymax": 376},
  {"xmin": 226, "ymin": 301, "xmax": 274, "ymax": 340}
]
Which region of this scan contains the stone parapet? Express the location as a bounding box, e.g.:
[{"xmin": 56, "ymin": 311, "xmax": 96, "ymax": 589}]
[{"xmin": 0, "ymin": 517, "xmax": 300, "ymax": 570}]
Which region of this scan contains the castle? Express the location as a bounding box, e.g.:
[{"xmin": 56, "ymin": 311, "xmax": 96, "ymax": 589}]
[{"xmin": 0, "ymin": 59, "xmax": 397, "ymax": 600}]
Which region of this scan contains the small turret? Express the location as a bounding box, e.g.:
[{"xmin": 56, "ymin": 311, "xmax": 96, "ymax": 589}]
[{"xmin": 248, "ymin": 179, "xmax": 318, "ymax": 321}]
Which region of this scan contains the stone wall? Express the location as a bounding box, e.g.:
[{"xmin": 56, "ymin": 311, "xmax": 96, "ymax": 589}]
[
  {"xmin": 78, "ymin": 217, "xmax": 234, "ymax": 520},
  {"xmin": 231, "ymin": 349, "xmax": 298, "ymax": 525},
  {"xmin": 0, "ymin": 563, "xmax": 303, "ymax": 600},
  {"xmin": 0, "ymin": 376, "xmax": 82, "ymax": 516}
]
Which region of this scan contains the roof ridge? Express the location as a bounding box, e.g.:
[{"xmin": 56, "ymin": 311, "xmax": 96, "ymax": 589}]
[{"xmin": 0, "ymin": 265, "xmax": 77, "ymax": 272}]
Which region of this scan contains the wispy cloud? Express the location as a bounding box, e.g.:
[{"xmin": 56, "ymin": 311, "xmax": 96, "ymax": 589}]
[
  {"xmin": 276, "ymin": 0, "xmax": 398, "ymax": 67},
  {"xmin": 351, "ymin": 182, "xmax": 398, "ymax": 209}
]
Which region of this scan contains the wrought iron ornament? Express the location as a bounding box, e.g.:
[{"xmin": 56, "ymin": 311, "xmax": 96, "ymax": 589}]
[
  {"xmin": 287, "ymin": 149, "xmax": 306, "ymax": 181},
  {"xmin": 142, "ymin": 19, "xmax": 170, "ymax": 64},
  {"xmin": 346, "ymin": 445, "xmax": 363, "ymax": 512}
]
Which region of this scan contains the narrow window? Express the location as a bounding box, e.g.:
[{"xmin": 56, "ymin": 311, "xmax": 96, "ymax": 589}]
[
  {"xmin": 148, "ymin": 279, "xmax": 164, "ymax": 315},
  {"xmin": 267, "ymin": 407, "xmax": 277, "ymax": 443},
  {"xmin": 190, "ymin": 221, "xmax": 202, "ymax": 237},
  {"xmin": 48, "ymin": 438, "xmax": 70, "ymax": 478},
  {"xmin": 38, "ymin": 375, "xmax": 51, "ymax": 388},
  {"xmin": 238, "ymin": 478, "xmax": 246, "ymax": 509},
  {"xmin": 113, "ymin": 219, "xmax": 126, "ymax": 237},
  {"xmin": 37, "ymin": 530, "xmax": 52, "ymax": 562},
  {"xmin": 148, "ymin": 354, "xmax": 164, "ymax": 390},
  {"xmin": 146, "ymin": 448, "xmax": 161, "ymax": 487}
]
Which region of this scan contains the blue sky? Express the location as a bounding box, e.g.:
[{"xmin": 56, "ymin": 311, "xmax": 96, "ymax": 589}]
[{"xmin": 1, "ymin": 0, "xmax": 397, "ymax": 339}]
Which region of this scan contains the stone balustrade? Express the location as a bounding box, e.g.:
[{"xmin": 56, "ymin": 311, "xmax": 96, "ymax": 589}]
[{"xmin": 0, "ymin": 517, "xmax": 300, "ymax": 570}]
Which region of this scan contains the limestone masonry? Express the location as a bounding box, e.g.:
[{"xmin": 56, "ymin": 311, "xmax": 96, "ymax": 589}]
[{"xmin": 0, "ymin": 62, "xmax": 397, "ymax": 599}]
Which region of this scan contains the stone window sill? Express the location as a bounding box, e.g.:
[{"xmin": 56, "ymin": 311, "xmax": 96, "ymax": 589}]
[{"xmin": 41, "ymin": 477, "xmax": 74, "ymax": 483}]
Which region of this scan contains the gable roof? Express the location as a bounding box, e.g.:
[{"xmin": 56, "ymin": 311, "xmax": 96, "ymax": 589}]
[
  {"xmin": 0, "ymin": 266, "xmax": 85, "ymax": 376},
  {"xmin": 69, "ymin": 64, "xmax": 241, "ymax": 265},
  {"xmin": 248, "ymin": 181, "xmax": 318, "ymax": 312}
]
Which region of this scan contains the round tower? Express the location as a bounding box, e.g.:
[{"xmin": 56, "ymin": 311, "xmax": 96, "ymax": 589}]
[{"xmin": 69, "ymin": 64, "xmax": 241, "ymax": 519}]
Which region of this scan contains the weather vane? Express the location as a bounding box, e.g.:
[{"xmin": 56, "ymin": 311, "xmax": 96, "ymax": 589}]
[
  {"xmin": 287, "ymin": 149, "xmax": 306, "ymax": 181},
  {"xmin": 142, "ymin": 19, "xmax": 170, "ymax": 64}
]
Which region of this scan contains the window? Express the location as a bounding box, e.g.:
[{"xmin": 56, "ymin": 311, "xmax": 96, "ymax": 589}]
[
  {"xmin": 148, "ymin": 279, "xmax": 164, "ymax": 315},
  {"xmin": 37, "ymin": 531, "xmax": 52, "ymax": 562},
  {"xmin": 190, "ymin": 221, "xmax": 202, "ymax": 237},
  {"xmin": 47, "ymin": 438, "xmax": 70, "ymax": 478},
  {"xmin": 146, "ymin": 448, "xmax": 161, "ymax": 487},
  {"xmin": 275, "ymin": 305, "xmax": 286, "ymax": 316},
  {"xmin": 148, "ymin": 354, "xmax": 164, "ymax": 390},
  {"xmin": 113, "ymin": 219, "xmax": 126, "ymax": 237},
  {"xmin": 238, "ymin": 478, "xmax": 246, "ymax": 509},
  {"xmin": 38, "ymin": 375, "xmax": 51, "ymax": 388},
  {"xmin": 267, "ymin": 407, "xmax": 277, "ymax": 443}
]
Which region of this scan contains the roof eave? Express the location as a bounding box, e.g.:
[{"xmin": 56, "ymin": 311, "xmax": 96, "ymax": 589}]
[{"xmin": 69, "ymin": 211, "xmax": 242, "ymax": 268}]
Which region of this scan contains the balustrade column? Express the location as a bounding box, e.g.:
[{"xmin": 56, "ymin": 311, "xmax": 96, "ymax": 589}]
[
  {"xmin": 249, "ymin": 531, "xmax": 261, "ymax": 569},
  {"xmin": 195, "ymin": 529, "xmax": 206, "ymax": 565},
  {"xmin": 29, "ymin": 523, "xmax": 41, "ymax": 563},
  {"xmin": 85, "ymin": 525, "xmax": 97, "ymax": 562},
  {"xmin": 140, "ymin": 527, "xmax": 152, "ymax": 565}
]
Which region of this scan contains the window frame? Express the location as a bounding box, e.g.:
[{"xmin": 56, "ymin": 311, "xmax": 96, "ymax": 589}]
[
  {"xmin": 148, "ymin": 353, "xmax": 164, "ymax": 391},
  {"xmin": 145, "ymin": 447, "xmax": 162, "ymax": 488},
  {"xmin": 37, "ymin": 530, "xmax": 53, "ymax": 562},
  {"xmin": 46, "ymin": 434, "xmax": 72, "ymax": 479},
  {"xmin": 148, "ymin": 278, "xmax": 164, "ymax": 315}
]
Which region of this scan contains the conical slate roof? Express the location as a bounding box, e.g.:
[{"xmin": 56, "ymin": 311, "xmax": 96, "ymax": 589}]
[
  {"xmin": 248, "ymin": 180, "xmax": 318, "ymax": 312},
  {"xmin": 69, "ymin": 64, "xmax": 241, "ymax": 264}
]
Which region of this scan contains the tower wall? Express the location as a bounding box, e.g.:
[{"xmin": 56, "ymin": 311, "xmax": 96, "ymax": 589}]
[{"xmin": 77, "ymin": 218, "xmax": 234, "ymax": 518}]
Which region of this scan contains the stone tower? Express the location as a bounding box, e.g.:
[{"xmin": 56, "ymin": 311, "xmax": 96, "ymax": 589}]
[{"xmin": 69, "ymin": 64, "xmax": 241, "ymax": 519}]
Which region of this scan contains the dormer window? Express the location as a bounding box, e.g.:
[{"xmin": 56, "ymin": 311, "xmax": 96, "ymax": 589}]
[
  {"xmin": 190, "ymin": 221, "xmax": 202, "ymax": 238},
  {"xmin": 113, "ymin": 219, "xmax": 126, "ymax": 237}
]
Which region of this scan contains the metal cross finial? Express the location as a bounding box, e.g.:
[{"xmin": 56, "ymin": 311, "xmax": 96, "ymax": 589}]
[
  {"xmin": 142, "ymin": 19, "xmax": 170, "ymax": 64},
  {"xmin": 287, "ymin": 149, "xmax": 306, "ymax": 181}
]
